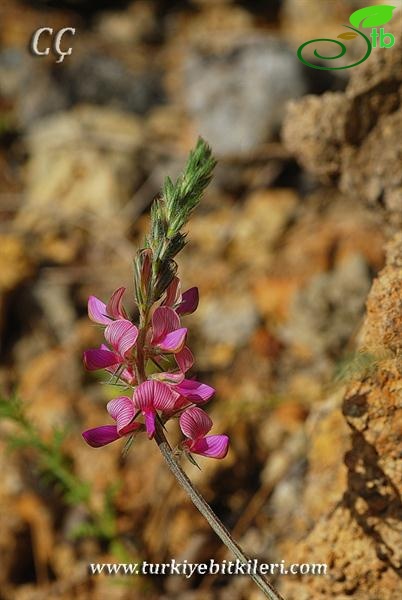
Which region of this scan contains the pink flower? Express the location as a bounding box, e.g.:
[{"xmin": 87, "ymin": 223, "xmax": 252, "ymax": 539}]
[
  {"xmin": 173, "ymin": 378, "xmax": 215, "ymax": 409},
  {"xmin": 177, "ymin": 287, "xmax": 199, "ymax": 316},
  {"xmin": 175, "ymin": 345, "xmax": 195, "ymax": 373},
  {"xmin": 82, "ymin": 396, "xmax": 141, "ymax": 447},
  {"xmin": 88, "ymin": 287, "xmax": 128, "ymax": 325},
  {"xmin": 82, "ymin": 277, "xmax": 230, "ymax": 460},
  {"xmin": 180, "ymin": 407, "xmax": 229, "ymax": 459},
  {"xmin": 83, "ymin": 319, "xmax": 138, "ymax": 371},
  {"xmin": 149, "ymin": 374, "xmax": 215, "ymax": 414},
  {"xmin": 164, "ymin": 277, "xmax": 199, "ymax": 316},
  {"xmin": 150, "ymin": 307, "xmax": 187, "ymax": 353},
  {"xmin": 134, "ymin": 380, "xmax": 178, "ymax": 438}
]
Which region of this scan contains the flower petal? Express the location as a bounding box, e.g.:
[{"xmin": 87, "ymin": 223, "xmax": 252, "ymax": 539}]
[
  {"xmin": 88, "ymin": 296, "xmax": 111, "ymax": 325},
  {"xmin": 151, "ymin": 307, "xmax": 181, "ymax": 343},
  {"xmin": 179, "ymin": 407, "xmax": 213, "ymax": 440},
  {"xmin": 156, "ymin": 328, "xmax": 187, "ymax": 353},
  {"xmin": 132, "ymin": 380, "xmax": 156, "ymax": 438},
  {"xmin": 104, "ymin": 319, "xmax": 138, "ymax": 357},
  {"xmin": 116, "ymin": 367, "xmax": 136, "ymax": 385},
  {"xmin": 152, "ymin": 380, "xmax": 178, "ymax": 411},
  {"xmin": 107, "ymin": 396, "xmax": 136, "ymax": 435},
  {"xmin": 82, "ymin": 425, "xmax": 120, "ymax": 447},
  {"xmin": 151, "ymin": 371, "xmax": 185, "ymax": 384},
  {"xmin": 164, "ymin": 277, "xmax": 181, "ymax": 307},
  {"xmin": 175, "ymin": 379, "xmax": 215, "ymax": 404},
  {"xmin": 177, "ymin": 287, "xmax": 199, "ymax": 315},
  {"xmin": 134, "ymin": 380, "xmax": 154, "ymax": 410},
  {"xmin": 83, "ymin": 347, "xmax": 120, "ymax": 370},
  {"xmin": 175, "ymin": 346, "xmax": 194, "ymax": 373},
  {"xmin": 190, "ymin": 435, "xmax": 229, "ymax": 459},
  {"xmin": 106, "ymin": 287, "xmax": 127, "ymax": 319},
  {"xmin": 144, "ymin": 410, "xmax": 156, "ymax": 439},
  {"xmin": 134, "ymin": 380, "xmax": 177, "ymax": 413}
]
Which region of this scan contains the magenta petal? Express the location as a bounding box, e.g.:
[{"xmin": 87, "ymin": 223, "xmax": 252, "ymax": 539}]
[
  {"xmin": 118, "ymin": 367, "xmax": 136, "ymax": 384},
  {"xmin": 144, "ymin": 410, "xmax": 156, "ymax": 438},
  {"xmin": 107, "ymin": 396, "xmax": 135, "ymax": 434},
  {"xmin": 82, "ymin": 425, "xmax": 120, "ymax": 447},
  {"xmin": 191, "ymin": 435, "xmax": 229, "ymax": 459},
  {"xmin": 151, "ymin": 307, "xmax": 181, "ymax": 343},
  {"xmin": 134, "ymin": 380, "xmax": 154, "ymax": 410},
  {"xmin": 164, "ymin": 277, "xmax": 181, "ymax": 307},
  {"xmin": 135, "ymin": 380, "xmax": 177, "ymax": 414},
  {"xmin": 88, "ymin": 296, "xmax": 111, "ymax": 325},
  {"xmin": 104, "ymin": 319, "xmax": 138, "ymax": 357},
  {"xmin": 177, "ymin": 287, "xmax": 199, "ymax": 315},
  {"xmin": 83, "ymin": 347, "xmax": 120, "ymax": 370},
  {"xmin": 175, "ymin": 346, "xmax": 194, "ymax": 373},
  {"xmin": 179, "ymin": 407, "xmax": 212, "ymax": 440},
  {"xmin": 175, "ymin": 379, "xmax": 215, "ymax": 404},
  {"xmin": 106, "ymin": 287, "xmax": 127, "ymax": 319},
  {"xmin": 152, "ymin": 380, "xmax": 178, "ymax": 411},
  {"xmin": 157, "ymin": 328, "xmax": 187, "ymax": 353}
]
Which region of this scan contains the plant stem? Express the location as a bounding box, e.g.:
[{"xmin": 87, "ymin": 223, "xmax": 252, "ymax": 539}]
[{"xmin": 153, "ymin": 423, "xmax": 285, "ymax": 600}]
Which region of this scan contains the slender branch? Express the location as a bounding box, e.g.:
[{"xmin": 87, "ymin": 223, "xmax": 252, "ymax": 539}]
[
  {"xmin": 133, "ymin": 139, "xmax": 285, "ymax": 599},
  {"xmin": 153, "ymin": 423, "xmax": 285, "ymax": 600}
]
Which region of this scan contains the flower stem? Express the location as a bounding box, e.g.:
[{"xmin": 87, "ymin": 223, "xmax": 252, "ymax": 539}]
[{"xmin": 153, "ymin": 423, "xmax": 285, "ymax": 600}]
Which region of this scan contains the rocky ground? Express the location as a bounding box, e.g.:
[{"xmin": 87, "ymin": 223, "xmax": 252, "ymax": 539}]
[{"xmin": 0, "ymin": 1, "xmax": 400, "ymax": 599}]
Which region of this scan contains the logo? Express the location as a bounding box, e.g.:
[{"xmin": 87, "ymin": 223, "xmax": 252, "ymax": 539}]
[
  {"xmin": 29, "ymin": 27, "xmax": 76, "ymax": 64},
  {"xmin": 297, "ymin": 5, "xmax": 396, "ymax": 70}
]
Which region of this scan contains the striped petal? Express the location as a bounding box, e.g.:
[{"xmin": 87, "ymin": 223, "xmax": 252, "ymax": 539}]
[
  {"xmin": 175, "ymin": 379, "xmax": 215, "ymax": 404},
  {"xmin": 176, "ymin": 346, "xmax": 194, "ymax": 373},
  {"xmin": 134, "ymin": 380, "xmax": 154, "ymax": 411},
  {"xmin": 82, "ymin": 425, "xmax": 120, "ymax": 447},
  {"xmin": 164, "ymin": 277, "xmax": 181, "ymax": 307},
  {"xmin": 177, "ymin": 287, "xmax": 199, "ymax": 315},
  {"xmin": 106, "ymin": 287, "xmax": 127, "ymax": 319},
  {"xmin": 151, "ymin": 307, "xmax": 181, "ymax": 343},
  {"xmin": 134, "ymin": 380, "xmax": 177, "ymax": 413},
  {"xmin": 156, "ymin": 328, "xmax": 187, "ymax": 353},
  {"xmin": 190, "ymin": 435, "xmax": 229, "ymax": 459},
  {"xmin": 104, "ymin": 319, "xmax": 138, "ymax": 357},
  {"xmin": 88, "ymin": 296, "xmax": 111, "ymax": 325},
  {"xmin": 144, "ymin": 410, "xmax": 156, "ymax": 439},
  {"xmin": 107, "ymin": 396, "xmax": 136, "ymax": 435},
  {"xmin": 83, "ymin": 347, "xmax": 120, "ymax": 370},
  {"xmin": 152, "ymin": 381, "xmax": 178, "ymax": 411},
  {"xmin": 133, "ymin": 383, "xmax": 157, "ymax": 439},
  {"xmin": 179, "ymin": 407, "xmax": 212, "ymax": 440}
]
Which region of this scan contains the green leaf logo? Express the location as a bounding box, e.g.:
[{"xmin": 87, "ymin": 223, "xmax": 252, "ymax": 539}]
[{"xmin": 349, "ymin": 5, "xmax": 396, "ymax": 29}]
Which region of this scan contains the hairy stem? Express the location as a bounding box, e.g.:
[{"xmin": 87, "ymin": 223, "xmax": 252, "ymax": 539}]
[{"xmin": 153, "ymin": 423, "xmax": 285, "ymax": 600}]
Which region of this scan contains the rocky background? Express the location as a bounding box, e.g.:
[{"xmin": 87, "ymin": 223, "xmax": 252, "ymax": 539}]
[{"xmin": 0, "ymin": 1, "xmax": 400, "ymax": 599}]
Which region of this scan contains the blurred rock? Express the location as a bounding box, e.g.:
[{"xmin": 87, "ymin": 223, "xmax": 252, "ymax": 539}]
[
  {"xmin": 281, "ymin": 234, "xmax": 402, "ymax": 600},
  {"xmin": 65, "ymin": 53, "xmax": 165, "ymax": 115},
  {"xmin": 230, "ymin": 189, "xmax": 297, "ymax": 269},
  {"xmin": 95, "ymin": 2, "xmax": 158, "ymax": 45},
  {"xmin": 196, "ymin": 292, "xmax": 258, "ymax": 350},
  {"xmin": 0, "ymin": 235, "xmax": 32, "ymax": 293},
  {"xmin": 283, "ymin": 253, "xmax": 371, "ymax": 357},
  {"xmin": 17, "ymin": 105, "xmax": 144, "ymax": 233},
  {"xmin": 283, "ymin": 92, "xmax": 346, "ymax": 182},
  {"xmin": 184, "ymin": 36, "xmax": 308, "ymax": 156}
]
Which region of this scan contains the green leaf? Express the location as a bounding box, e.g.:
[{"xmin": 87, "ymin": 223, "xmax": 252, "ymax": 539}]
[
  {"xmin": 337, "ymin": 32, "xmax": 358, "ymax": 40},
  {"xmin": 349, "ymin": 5, "xmax": 396, "ymax": 29}
]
